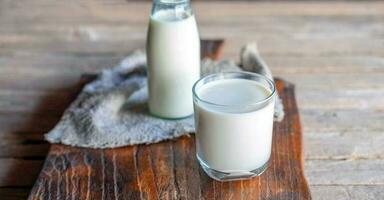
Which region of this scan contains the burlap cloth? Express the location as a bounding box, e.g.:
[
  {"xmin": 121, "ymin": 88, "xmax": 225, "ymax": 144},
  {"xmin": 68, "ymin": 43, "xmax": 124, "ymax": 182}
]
[{"xmin": 45, "ymin": 43, "xmax": 284, "ymax": 148}]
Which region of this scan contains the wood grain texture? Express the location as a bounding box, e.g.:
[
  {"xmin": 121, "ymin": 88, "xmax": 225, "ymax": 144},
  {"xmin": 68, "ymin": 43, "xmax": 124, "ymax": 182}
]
[{"xmin": 28, "ymin": 79, "xmax": 311, "ymax": 200}]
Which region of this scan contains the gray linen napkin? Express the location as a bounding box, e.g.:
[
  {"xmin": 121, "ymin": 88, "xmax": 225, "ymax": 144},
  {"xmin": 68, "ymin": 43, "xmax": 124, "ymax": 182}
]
[{"xmin": 45, "ymin": 43, "xmax": 284, "ymax": 148}]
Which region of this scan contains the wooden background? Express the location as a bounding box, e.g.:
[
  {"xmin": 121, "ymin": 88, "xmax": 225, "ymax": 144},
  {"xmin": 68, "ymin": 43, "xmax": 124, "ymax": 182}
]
[{"xmin": 0, "ymin": 0, "xmax": 383, "ymax": 199}]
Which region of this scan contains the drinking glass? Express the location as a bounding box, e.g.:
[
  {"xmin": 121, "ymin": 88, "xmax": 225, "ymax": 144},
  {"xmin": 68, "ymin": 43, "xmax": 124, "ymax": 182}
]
[{"xmin": 192, "ymin": 72, "xmax": 276, "ymax": 181}]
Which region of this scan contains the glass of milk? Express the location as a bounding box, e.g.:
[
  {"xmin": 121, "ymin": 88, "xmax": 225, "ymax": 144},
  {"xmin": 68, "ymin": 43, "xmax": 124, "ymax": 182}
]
[
  {"xmin": 146, "ymin": 0, "xmax": 200, "ymax": 119},
  {"xmin": 192, "ymin": 72, "xmax": 276, "ymax": 181}
]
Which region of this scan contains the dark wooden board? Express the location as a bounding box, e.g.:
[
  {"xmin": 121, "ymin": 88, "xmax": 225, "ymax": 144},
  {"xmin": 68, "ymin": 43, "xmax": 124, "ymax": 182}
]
[{"xmin": 28, "ymin": 40, "xmax": 311, "ymax": 200}]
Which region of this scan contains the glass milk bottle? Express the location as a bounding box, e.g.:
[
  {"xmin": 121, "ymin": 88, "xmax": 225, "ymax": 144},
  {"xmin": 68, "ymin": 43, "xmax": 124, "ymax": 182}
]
[{"xmin": 146, "ymin": 0, "xmax": 200, "ymax": 119}]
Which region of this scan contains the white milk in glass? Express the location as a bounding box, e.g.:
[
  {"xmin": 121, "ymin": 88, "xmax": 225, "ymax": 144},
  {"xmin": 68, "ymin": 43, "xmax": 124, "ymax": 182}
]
[
  {"xmin": 147, "ymin": 0, "xmax": 200, "ymax": 119},
  {"xmin": 193, "ymin": 73, "xmax": 275, "ymax": 180}
]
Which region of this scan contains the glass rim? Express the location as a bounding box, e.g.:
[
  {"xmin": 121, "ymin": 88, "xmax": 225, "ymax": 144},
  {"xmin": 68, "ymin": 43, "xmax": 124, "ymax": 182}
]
[{"xmin": 192, "ymin": 71, "xmax": 276, "ymax": 108}]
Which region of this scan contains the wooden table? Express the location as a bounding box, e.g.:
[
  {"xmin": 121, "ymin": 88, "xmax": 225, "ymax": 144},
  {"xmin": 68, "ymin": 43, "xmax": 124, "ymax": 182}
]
[{"xmin": 0, "ymin": 1, "xmax": 383, "ymax": 199}]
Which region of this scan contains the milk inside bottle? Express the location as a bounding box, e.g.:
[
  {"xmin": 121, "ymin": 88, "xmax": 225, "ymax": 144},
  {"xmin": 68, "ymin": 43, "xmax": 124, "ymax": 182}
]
[{"xmin": 146, "ymin": 0, "xmax": 200, "ymax": 119}]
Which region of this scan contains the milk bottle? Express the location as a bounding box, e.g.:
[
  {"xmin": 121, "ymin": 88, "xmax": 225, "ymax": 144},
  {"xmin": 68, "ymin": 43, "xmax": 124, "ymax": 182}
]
[{"xmin": 146, "ymin": 0, "xmax": 200, "ymax": 119}]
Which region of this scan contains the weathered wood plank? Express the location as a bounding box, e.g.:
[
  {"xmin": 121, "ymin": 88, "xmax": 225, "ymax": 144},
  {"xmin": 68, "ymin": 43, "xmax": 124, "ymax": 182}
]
[
  {"xmin": 269, "ymin": 57, "xmax": 384, "ymax": 74},
  {"xmin": 296, "ymin": 89, "xmax": 384, "ymax": 110},
  {"xmin": 0, "ymin": 158, "xmax": 44, "ymax": 187},
  {"xmin": 0, "ymin": 113, "xmax": 61, "ymax": 133},
  {"xmin": 0, "ymin": 54, "xmax": 122, "ymax": 71},
  {"xmin": 2, "ymin": 0, "xmax": 384, "ymax": 20},
  {"xmin": 2, "ymin": 16, "xmax": 383, "ymax": 42},
  {"xmin": 2, "ymin": 55, "xmax": 384, "ymax": 75},
  {"xmin": 285, "ymin": 74, "xmax": 384, "ymax": 90},
  {"xmin": 1, "ymin": 1, "xmax": 383, "ymax": 23},
  {"xmin": 0, "ymin": 144, "xmax": 49, "ymax": 158},
  {"xmin": 0, "ymin": 90, "xmax": 77, "ymax": 114},
  {"xmin": 0, "ymin": 73, "xmax": 84, "ymax": 91},
  {"xmin": 311, "ymin": 185, "xmax": 384, "ymax": 200},
  {"xmin": 0, "ymin": 131, "xmax": 44, "ymax": 142},
  {"xmin": 301, "ymin": 109, "xmax": 384, "ymax": 132},
  {"xmin": 304, "ymin": 131, "xmax": 384, "ymax": 160},
  {"xmin": 1, "ymin": 38, "xmax": 383, "ymax": 58},
  {"xmin": 223, "ymin": 39, "xmax": 384, "ymax": 58},
  {"xmin": 306, "ymin": 159, "xmax": 384, "ymax": 185},
  {"xmin": 1, "ymin": 2, "xmax": 383, "ymax": 58}
]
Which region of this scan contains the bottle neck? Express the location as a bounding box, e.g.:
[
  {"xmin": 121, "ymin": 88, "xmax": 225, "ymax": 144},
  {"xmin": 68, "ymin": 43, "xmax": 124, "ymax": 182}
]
[
  {"xmin": 155, "ymin": 0, "xmax": 189, "ymax": 3},
  {"xmin": 151, "ymin": 0, "xmax": 193, "ymax": 20}
]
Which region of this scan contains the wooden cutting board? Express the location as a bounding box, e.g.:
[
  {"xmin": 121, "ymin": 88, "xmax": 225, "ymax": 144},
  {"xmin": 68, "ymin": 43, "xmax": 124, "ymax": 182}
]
[{"xmin": 28, "ymin": 40, "xmax": 311, "ymax": 200}]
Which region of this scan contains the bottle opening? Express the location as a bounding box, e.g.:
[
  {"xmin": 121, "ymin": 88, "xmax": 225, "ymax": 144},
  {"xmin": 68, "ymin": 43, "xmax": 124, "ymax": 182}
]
[{"xmin": 156, "ymin": 0, "xmax": 189, "ymax": 3}]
